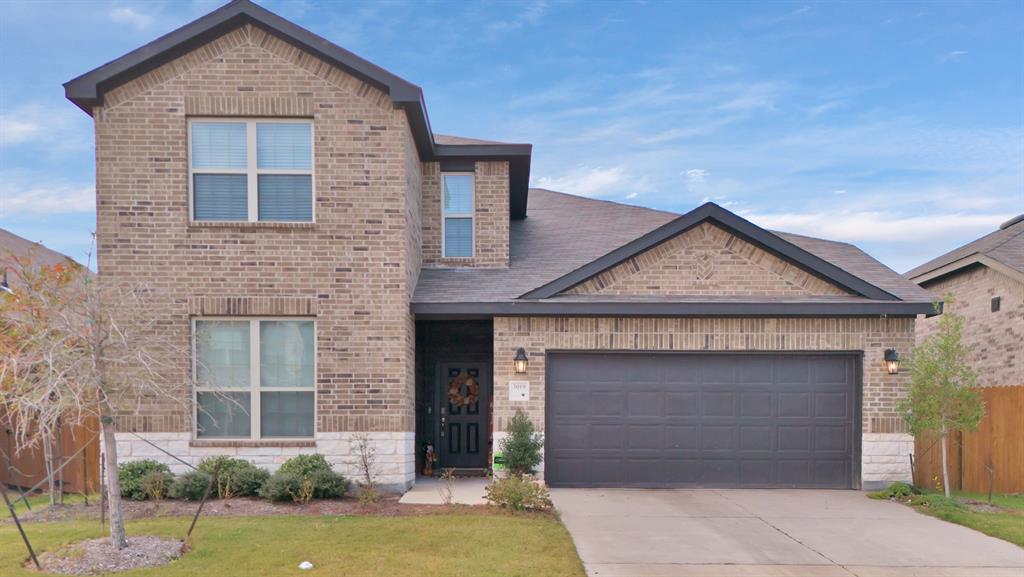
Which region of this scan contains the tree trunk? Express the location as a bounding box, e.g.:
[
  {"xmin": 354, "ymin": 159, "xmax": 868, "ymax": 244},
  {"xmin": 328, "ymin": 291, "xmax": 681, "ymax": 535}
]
[
  {"xmin": 42, "ymin": 439, "xmax": 56, "ymax": 507},
  {"xmin": 940, "ymin": 433, "xmax": 951, "ymax": 499},
  {"xmin": 100, "ymin": 418, "xmax": 128, "ymax": 549}
]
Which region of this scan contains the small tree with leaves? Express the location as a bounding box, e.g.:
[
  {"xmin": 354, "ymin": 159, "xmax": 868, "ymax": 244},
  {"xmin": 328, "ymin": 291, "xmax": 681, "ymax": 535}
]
[
  {"xmin": 899, "ymin": 295, "xmax": 985, "ymax": 498},
  {"xmin": 1, "ymin": 246, "xmax": 197, "ymax": 549},
  {"xmin": 499, "ymin": 410, "xmax": 544, "ymax": 476}
]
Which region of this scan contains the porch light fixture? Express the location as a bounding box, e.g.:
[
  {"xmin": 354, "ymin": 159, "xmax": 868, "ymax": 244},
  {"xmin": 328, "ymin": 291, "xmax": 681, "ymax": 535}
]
[
  {"xmin": 513, "ymin": 348, "xmax": 529, "ymax": 374},
  {"xmin": 884, "ymin": 348, "xmax": 901, "ymax": 375}
]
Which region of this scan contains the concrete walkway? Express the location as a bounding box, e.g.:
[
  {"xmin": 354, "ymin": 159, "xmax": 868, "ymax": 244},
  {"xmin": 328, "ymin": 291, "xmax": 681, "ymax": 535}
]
[
  {"xmin": 552, "ymin": 488, "xmax": 1024, "ymax": 577},
  {"xmin": 398, "ymin": 476, "xmax": 489, "ymax": 505}
]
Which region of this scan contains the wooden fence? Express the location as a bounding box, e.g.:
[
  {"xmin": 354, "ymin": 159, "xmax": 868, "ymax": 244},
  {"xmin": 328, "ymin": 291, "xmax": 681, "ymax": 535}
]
[
  {"xmin": 0, "ymin": 412, "xmax": 100, "ymax": 495},
  {"xmin": 914, "ymin": 385, "xmax": 1024, "ymax": 494}
]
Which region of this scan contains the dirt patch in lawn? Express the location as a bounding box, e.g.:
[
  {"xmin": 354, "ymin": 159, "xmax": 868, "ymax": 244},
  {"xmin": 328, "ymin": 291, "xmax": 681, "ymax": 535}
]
[
  {"xmin": 961, "ymin": 499, "xmax": 1019, "ymax": 514},
  {"xmin": 33, "ymin": 535, "xmax": 186, "ymax": 575},
  {"xmin": 11, "ymin": 494, "xmax": 507, "ymax": 524}
]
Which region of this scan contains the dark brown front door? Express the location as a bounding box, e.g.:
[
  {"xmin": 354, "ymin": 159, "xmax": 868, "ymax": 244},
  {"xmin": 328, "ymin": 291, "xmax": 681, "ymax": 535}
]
[{"xmin": 438, "ymin": 363, "xmax": 489, "ymax": 469}]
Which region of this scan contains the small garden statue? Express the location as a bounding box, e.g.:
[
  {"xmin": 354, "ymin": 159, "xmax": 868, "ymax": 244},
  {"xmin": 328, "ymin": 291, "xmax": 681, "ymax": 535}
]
[{"xmin": 422, "ymin": 441, "xmax": 438, "ymax": 476}]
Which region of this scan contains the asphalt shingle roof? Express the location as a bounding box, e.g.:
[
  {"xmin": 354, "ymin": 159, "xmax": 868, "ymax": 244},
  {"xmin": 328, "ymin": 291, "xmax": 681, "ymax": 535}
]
[
  {"xmin": 413, "ymin": 189, "xmax": 933, "ymax": 304},
  {"xmin": 904, "ymin": 216, "xmax": 1024, "ymax": 280}
]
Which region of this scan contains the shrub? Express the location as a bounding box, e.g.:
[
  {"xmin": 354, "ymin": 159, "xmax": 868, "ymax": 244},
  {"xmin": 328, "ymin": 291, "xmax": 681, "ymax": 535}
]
[
  {"xmin": 140, "ymin": 470, "xmax": 173, "ymax": 501},
  {"xmin": 869, "ymin": 481, "xmax": 919, "ymax": 501},
  {"xmin": 198, "ymin": 456, "xmax": 269, "ymax": 498},
  {"xmin": 500, "ymin": 411, "xmax": 544, "ymax": 476},
  {"xmin": 260, "ymin": 454, "xmax": 350, "ymax": 503},
  {"xmin": 118, "ymin": 459, "xmax": 172, "ymax": 501},
  {"xmin": 485, "ymin": 475, "xmax": 553, "ymax": 511},
  {"xmin": 169, "ymin": 470, "xmax": 211, "ymax": 501}
]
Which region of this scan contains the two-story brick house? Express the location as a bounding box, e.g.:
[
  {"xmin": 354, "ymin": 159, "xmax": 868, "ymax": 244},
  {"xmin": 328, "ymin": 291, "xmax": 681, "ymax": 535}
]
[{"xmin": 65, "ymin": 0, "xmax": 935, "ymax": 491}]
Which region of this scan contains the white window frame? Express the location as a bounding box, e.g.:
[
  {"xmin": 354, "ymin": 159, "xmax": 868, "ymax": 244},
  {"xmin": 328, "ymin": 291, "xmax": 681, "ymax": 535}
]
[
  {"xmin": 440, "ymin": 172, "xmax": 475, "ymax": 258},
  {"xmin": 188, "ymin": 118, "xmax": 316, "ymax": 223},
  {"xmin": 192, "ymin": 317, "xmax": 317, "ymax": 440}
]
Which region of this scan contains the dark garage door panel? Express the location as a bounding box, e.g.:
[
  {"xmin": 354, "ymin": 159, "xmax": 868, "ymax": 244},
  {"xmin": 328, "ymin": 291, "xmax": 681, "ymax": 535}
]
[{"xmin": 545, "ymin": 353, "xmax": 858, "ymax": 489}]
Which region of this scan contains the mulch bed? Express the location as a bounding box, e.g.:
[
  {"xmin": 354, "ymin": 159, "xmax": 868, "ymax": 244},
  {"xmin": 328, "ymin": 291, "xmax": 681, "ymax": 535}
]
[
  {"xmin": 33, "ymin": 536, "xmax": 186, "ymax": 575},
  {"xmin": 11, "ymin": 494, "xmax": 493, "ymax": 524}
]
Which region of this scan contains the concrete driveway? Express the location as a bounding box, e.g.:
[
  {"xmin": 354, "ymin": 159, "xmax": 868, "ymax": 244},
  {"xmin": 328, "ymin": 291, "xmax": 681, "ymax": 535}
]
[{"xmin": 552, "ymin": 489, "xmax": 1024, "ymax": 577}]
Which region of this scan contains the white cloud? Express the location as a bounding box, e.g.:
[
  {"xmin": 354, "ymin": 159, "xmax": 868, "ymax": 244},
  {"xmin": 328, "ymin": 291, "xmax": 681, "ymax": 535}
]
[
  {"xmin": 743, "ymin": 210, "xmax": 1013, "ymax": 243},
  {"xmin": 940, "ymin": 50, "xmax": 969, "ymax": 63},
  {"xmin": 110, "ymin": 6, "xmax": 153, "ymax": 29},
  {"xmin": 0, "ymin": 116, "xmax": 40, "ymax": 146},
  {"xmin": 0, "ymin": 102, "xmax": 90, "ymax": 150},
  {"xmin": 535, "ymin": 165, "xmax": 646, "ymax": 197},
  {"xmin": 833, "ymin": 189, "xmax": 847, "ymax": 195},
  {"xmin": 625, "ymin": 192, "xmax": 638, "ymax": 200},
  {"xmin": 0, "ymin": 180, "xmax": 95, "ymax": 217},
  {"xmin": 684, "ymin": 169, "xmax": 709, "ymax": 182}
]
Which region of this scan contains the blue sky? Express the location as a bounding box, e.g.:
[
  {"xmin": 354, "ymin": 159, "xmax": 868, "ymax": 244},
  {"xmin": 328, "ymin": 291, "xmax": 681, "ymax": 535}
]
[{"xmin": 1, "ymin": 0, "xmax": 1021, "ymax": 272}]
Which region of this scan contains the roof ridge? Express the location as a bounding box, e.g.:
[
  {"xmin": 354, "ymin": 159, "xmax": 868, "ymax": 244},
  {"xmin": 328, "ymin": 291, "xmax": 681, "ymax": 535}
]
[{"xmin": 528, "ymin": 188, "xmax": 678, "ymax": 216}]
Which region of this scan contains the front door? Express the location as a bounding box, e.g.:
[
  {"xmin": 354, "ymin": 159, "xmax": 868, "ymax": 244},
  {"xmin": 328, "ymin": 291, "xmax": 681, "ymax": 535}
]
[{"xmin": 438, "ymin": 363, "xmax": 490, "ymax": 469}]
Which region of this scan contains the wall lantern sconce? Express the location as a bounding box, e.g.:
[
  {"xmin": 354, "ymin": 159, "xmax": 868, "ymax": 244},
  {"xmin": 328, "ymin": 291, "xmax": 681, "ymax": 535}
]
[
  {"xmin": 884, "ymin": 348, "xmax": 901, "ymax": 375},
  {"xmin": 513, "ymin": 348, "xmax": 529, "ymax": 374}
]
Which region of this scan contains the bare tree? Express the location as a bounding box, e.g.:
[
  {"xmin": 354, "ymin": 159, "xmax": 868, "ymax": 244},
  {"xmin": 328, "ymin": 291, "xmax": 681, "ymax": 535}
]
[{"xmin": 1, "ymin": 245, "xmax": 195, "ymax": 549}]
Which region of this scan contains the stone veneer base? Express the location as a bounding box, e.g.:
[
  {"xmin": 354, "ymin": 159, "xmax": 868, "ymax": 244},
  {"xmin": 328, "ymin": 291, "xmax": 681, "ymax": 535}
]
[{"xmin": 114, "ymin": 431, "xmax": 416, "ymax": 491}]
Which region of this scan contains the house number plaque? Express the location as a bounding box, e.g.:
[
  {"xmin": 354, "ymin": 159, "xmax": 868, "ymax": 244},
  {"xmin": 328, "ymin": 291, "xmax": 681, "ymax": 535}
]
[{"xmin": 508, "ymin": 380, "xmax": 530, "ymax": 402}]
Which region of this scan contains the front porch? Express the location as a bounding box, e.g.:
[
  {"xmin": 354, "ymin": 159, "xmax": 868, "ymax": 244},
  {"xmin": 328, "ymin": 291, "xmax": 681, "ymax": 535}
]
[{"xmin": 414, "ymin": 320, "xmax": 494, "ymax": 478}]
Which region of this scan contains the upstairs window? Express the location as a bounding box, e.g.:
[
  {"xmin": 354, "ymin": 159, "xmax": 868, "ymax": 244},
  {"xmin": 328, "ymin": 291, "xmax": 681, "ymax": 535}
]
[
  {"xmin": 442, "ymin": 173, "xmax": 474, "ymax": 257},
  {"xmin": 189, "ymin": 119, "xmax": 313, "ymax": 222},
  {"xmin": 194, "ymin": 319, "xmax": 315, "ymax": 439}
]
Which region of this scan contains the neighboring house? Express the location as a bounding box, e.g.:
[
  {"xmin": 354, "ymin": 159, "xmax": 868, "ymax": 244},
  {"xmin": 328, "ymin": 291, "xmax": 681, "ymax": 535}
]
[
  {"xmin": 906, "ymin": 215, "xmax": 1024, "ymax": 388},
  {"xmin": 63, "ymin": 0, "xmax": 934, "ymax": 491},
  {"xmin": 0, "ymin": 228, "xmax": 80, "ymax": 291}
]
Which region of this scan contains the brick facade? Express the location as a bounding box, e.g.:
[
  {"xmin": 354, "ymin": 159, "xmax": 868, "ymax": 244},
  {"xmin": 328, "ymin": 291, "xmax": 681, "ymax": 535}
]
[
  {"xmin": 492, "ymin": 316, "xmax": 916, "ymax": 487},
  {"xmin": 95, "ymin": 24, "xmax": 420, "ymax": 486},
  {"xmin": 566, "ymin": 223, "xmax": 851, "ymax": 296},
  {"xmin": 421, "ymin": 160, "xmax": 510, "ymax": 268},
  {"xmin": 916, "ymin": 266, "xmax": 1024, "ymax": 388}
]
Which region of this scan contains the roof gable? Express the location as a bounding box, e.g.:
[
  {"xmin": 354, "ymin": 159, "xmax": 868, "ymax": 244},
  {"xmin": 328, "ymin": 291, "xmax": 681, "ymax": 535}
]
[
  {"xmin": 564, "ymin": 221, "xmax": 852, "ymax": 298},
  {"xmin": 521, "ymin": 202, "xmax": 899, "ymax": 301},
  {"xmin": 63, "ymin": 0, "xmax": 533, "ymax": 218},
  {"xmin": 906, "ymin": 216, "xmax": 1024, "ymax": 284}
]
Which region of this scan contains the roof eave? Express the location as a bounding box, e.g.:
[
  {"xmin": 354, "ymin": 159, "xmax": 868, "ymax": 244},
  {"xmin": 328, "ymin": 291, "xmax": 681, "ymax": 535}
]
[
  {"xmin": 411, "ymin": 300, "xmax": 936, "ymax": 319},
  {"xmin": 909, "ymin": 253, "xmax": 1024, "ymax": 286}
]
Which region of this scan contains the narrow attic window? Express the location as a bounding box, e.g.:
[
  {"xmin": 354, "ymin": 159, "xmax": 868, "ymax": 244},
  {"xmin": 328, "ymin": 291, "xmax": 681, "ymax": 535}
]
[
  {"xmin": 442, "ymin": 173, "xmax": 474, "ymax": 257},
  {"xmin": 992, "ymin": 296, "xmax": 1001, "ymax": 312}
]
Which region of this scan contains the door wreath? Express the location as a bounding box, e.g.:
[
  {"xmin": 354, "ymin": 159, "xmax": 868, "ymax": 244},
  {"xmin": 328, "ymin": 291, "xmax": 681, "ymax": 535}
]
[{"xmin": 448, "ymin": 371, "xmax": 480, "ymax": 407}]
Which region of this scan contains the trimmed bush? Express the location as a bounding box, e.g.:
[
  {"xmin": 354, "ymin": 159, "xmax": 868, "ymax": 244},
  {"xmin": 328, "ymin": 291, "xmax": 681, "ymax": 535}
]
[
  {"xmin": 118, "ymin": 459, "xmax": 173, "ymax": 501},
  {"xmin": 500, "ymin": 411, "xmax": 544, "ymax": 476},
  {"xmin": 485, "ymin": 475, "xmax": 552, "ymax": 511},
  {"xmin": 259, "ymin": 454, "xmax": 349, "ymax": 503},
  {"xmin": 171, "ymin": 470, "xmax": 213, "ymax": 501},
  {"xmin": 140, "ymin": 470, "xmax": 173, "ymax": 501},
  {"xmin": 198, "ymin": 456, "xmax": 269, "ymax": 498}
]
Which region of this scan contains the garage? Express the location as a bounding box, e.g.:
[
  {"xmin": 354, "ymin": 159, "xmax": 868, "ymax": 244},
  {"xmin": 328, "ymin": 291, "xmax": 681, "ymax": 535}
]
[{"xmin": 545, "ymin": 352, "xmax": 859, "ymax": 488}]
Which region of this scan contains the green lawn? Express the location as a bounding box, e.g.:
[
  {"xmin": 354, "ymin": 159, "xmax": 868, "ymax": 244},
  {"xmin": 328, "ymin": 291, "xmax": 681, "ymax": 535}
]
[
  {"xmin": 0, "ymin": 514, "xmax": 585, "ymax": 577},
  {"xmin": 909, "ymin": 492, "xmax": 1024, "ymax": 547}
]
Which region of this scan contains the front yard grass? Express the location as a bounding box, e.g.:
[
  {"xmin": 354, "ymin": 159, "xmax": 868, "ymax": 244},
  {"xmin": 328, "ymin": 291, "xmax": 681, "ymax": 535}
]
[
  {"xmin": 2, "ymin": 494, "xmax": 91, "ymax": 520},
  {"xmin": 873, "ymin": 484, "xmax": 1024, "ymax": 547},
  {"xmin": 1, "ymin": 513, "xmax": 586, "ymax": 577}
]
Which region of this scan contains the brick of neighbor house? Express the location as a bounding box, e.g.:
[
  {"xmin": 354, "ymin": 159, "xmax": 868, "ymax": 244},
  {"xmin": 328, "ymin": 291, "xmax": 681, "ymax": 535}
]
[{"xmin": 68, "ymin": 0, "xmax": 934, "ymax": 494}]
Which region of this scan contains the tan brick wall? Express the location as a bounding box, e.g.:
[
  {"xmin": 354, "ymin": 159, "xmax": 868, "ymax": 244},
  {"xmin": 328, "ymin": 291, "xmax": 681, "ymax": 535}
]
[
  {"xmin": 566, "ymin": 222, "xmax": 850, "ymax": 296},
  {"xmin": 493, "ymin": 316, "xmax": 914, "ymax": 435},
  {"xmin": 916, "ymin": 266, "xmax": 1023, "ymax": 387},
  {"xmin": 94, "ymin": 24, "xmax": 419, "ymax": 434},
  {"xmin": 421, "ymin": 161, "xmax": 509, "ymax": 268}
]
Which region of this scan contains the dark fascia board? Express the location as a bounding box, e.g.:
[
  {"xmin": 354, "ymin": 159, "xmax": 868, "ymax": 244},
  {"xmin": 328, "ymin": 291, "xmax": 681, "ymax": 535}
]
[
  {"xmin": 435, "ymin": 143, "xmax": 533, "ymax": 220},
  {"xmin": 411, "ymin": 300, "xmax": 936, "ymax": 318},
  {"xmin": 63, "ymin": 0, "xmax": 436, "ymax": 156},
  {"xmin": 520, "ymin": 202, "xmax": 901, "ymax": 301}
]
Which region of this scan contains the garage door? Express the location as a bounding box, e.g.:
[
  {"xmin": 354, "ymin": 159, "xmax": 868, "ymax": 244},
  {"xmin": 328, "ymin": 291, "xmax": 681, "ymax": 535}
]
[{"xmin": 545, "ymin": 353, "xmax": 858, "ymax": 488}]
